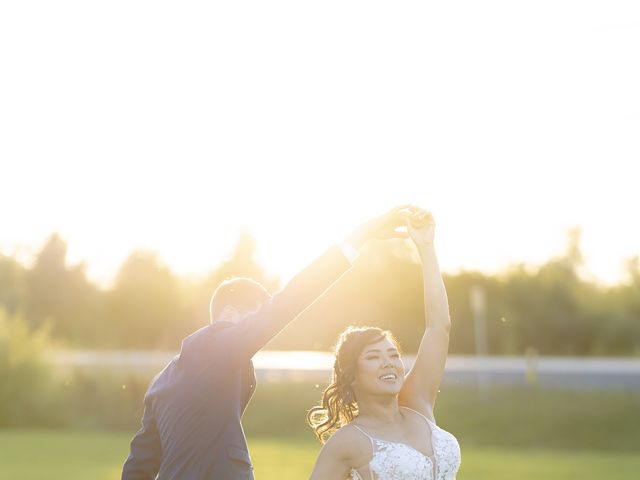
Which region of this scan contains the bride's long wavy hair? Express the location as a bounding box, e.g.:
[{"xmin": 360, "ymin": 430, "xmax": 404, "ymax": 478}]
[{"xmin": 307, "ymin": 326, "xmax": 400, "ymax": 443}]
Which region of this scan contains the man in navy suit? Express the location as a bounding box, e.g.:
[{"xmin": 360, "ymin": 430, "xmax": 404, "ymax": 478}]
[{"xmin": 121, "ymin": 206, "xmax": 410, "ymax": 479}]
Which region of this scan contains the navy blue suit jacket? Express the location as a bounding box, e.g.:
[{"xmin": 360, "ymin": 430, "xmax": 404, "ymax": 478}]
[{"xmin": 121, "ymin": 245, "xmax": 350, "ymax": 479}]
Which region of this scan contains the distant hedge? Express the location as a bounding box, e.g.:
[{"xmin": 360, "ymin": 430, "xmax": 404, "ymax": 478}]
[{"xmin": 0, "ymin": 309, "xmax": 60, "ymax": 427}]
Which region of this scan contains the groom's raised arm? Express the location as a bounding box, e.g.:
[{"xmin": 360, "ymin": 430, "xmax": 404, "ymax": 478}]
[
  {"xmin": 208, "ymin": 206, "xmax": 411, "ymax": 360},
  {"xmin": 230, "ymin": 244, "xmax": 353, "ymax": 357}
]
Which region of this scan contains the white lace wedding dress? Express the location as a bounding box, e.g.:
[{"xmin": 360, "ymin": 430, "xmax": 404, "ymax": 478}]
[{"xmin": 350, "ymin": 407, "xmax": 461, "ymax": 480}]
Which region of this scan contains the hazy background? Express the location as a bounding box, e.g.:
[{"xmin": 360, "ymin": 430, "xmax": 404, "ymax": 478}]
[
  {"xmin": 2, "ymin": 0, "xmax": 639, "ymax": 289},
  {"xmin": 1, "ymin": 1, "xmax": 639, "ymax": 479}
]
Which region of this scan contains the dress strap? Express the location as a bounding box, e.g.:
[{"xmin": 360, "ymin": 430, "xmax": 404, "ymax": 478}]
[
  {"xmin": 350, "ymin": 424, "xmax": 375, "ymax": 480},
  {"xmin": 401, "ymin": 406, "xmax": 437, "ymax": 426},
  {"xmin": 351, "ymin": 424, "xmax": 375, "ymax": 447}
]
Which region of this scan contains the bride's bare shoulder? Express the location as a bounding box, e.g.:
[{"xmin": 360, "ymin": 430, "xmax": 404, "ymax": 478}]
[{"xmin": 322, "ymin": 424, "xmax": 373, "ymax": 466}]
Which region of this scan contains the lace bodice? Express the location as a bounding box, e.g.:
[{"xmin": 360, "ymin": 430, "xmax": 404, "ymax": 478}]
[{"xmin": 350, "ymin": 408, "xmax": 461, "ymax": 480}]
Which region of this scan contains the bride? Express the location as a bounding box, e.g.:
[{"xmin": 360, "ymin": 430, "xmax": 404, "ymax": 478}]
[{"xmin": 307, "ymin": 207, "xmax": 461, "ymax": 480}]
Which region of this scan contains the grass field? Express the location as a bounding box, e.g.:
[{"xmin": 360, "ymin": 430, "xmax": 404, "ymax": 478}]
[
  {"xmin": 2, "ymin": 382, "xmax": 639, "ymax": 479},
  {"xmin": 1, "ymin": 429, "xmax": 639, "ymax": 480}
]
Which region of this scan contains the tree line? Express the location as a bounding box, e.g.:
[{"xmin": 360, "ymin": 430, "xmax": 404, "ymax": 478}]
[{"xmin": 1, "ymin": 230, "xmax": 638, "ymax": 355}]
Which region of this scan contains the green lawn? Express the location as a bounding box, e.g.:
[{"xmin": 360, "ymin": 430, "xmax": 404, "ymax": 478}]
[{"xmin": 1, "ymin": 430, "xmax": 639, "ymax": 480}]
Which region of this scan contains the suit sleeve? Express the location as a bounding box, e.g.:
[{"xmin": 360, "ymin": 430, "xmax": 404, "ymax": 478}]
[
  {"xmin": 121, "ymin": 394, "xmax": 162, "ymax": 480},
  {"xmin": 214, "ymin": 245, "xmax": 351, "ymax": 360}
]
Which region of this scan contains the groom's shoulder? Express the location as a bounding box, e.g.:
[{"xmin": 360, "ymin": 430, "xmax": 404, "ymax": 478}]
[
  {"xmin": 180, "ymin": 322, "xmax": 233, "ymax": 349},
  {"xmin": 180, "ymin": 325, "xmax": 211, "ymax": 352},
  {"xmin": 177, "ymin": 322, "xmax": 235, "ymax": 365}
]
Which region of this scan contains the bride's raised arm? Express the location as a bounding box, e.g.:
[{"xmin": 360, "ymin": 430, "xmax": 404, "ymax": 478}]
[{"xmin": 398, "ymin": 209, "xmax": 451, "ymax": 417}]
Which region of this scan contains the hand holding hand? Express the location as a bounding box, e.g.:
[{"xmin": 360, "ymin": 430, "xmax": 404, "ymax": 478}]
[
  {"xmin": 400, "ymin": 206, "xmax": 435, "ymax": 247},
  {"xmin": 346, "ymin": 205, "xmax": 412, "ymax": 250}
]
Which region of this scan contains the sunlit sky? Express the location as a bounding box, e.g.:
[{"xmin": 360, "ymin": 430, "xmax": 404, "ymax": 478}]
[{"xmin": 1, "ymin": 1, "xmax": 638, "ymax": 287}]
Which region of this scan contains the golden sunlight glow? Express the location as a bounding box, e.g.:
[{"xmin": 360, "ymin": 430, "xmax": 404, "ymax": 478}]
[{"xmin": 1, "ymin": 1, "xmax": 638, "ymax": 286}]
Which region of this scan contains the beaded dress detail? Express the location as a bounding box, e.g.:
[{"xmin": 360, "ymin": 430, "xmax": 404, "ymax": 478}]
[{"xmin": 350, "ymin": 408, "xmax": 461, "ymax": 480}]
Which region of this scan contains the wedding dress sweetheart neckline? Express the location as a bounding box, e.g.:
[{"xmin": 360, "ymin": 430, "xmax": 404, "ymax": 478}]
[{"xmin": 349, "ymin": 407, "xmax": 461, "ymax": 480}]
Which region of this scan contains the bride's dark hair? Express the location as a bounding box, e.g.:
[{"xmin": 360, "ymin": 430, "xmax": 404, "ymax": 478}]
[{"xmin": 307, "ymin": 326, "xmax": 399, "ymax": 443}]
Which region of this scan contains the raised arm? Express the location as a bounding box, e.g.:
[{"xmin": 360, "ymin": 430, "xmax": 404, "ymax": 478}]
[
  {"xmin": 399, "ymin": 209, "xmax": 451, "ymax": 415},
  {"xmin": 205, "ymin": 206, "xmax": 412, "ymax": 361}
]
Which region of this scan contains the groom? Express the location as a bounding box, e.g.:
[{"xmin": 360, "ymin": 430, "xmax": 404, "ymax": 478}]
[{"xmin": 121, "ymin": 206, "xmax": 410, "ymax": 480}]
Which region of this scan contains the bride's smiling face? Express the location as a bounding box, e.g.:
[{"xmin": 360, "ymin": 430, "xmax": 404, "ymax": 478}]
[{"xmin": 351, "ymin": 337, "xmax": 405, "ymax": 397}]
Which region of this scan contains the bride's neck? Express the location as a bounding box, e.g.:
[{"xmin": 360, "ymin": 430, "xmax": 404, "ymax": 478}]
[{"xmin": 355, "ymin": 395, "xmax": 401, "ymax": 425}]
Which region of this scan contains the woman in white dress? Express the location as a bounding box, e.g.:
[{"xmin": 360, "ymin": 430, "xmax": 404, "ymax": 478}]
[{"xmin": 307, "ymin": 208, "xmax": 461, "ymax": 480}]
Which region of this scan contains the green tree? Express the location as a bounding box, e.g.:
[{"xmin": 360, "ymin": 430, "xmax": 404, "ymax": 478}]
[
  {"xmin": 598, "ymin": 256, "xmax": 640, "ymax": 355},
  {"xmin": 0, "ymin": 309, "xmax": 57, "ymax": 426},
  {"xmin": 106, "ymin": 251, "xmax": 183, "ymax": 349},
  {"xmin": 0, "ymin": 254, "xmax": 26, "ymax": 315},
  {"xmin": 499, "ymin": 229, "xmax": 606, "ymax": 355},
  {"xmin": 24, "ymin": 234, "xmax": 101, "ymax": 344}
]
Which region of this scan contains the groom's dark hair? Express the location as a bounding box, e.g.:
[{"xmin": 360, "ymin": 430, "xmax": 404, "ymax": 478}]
[{"xmin": 209, "ymin": 277, "xmax": 271, "ymax": 323}]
